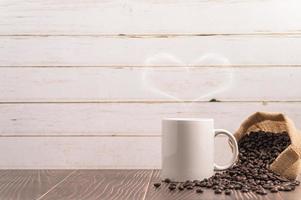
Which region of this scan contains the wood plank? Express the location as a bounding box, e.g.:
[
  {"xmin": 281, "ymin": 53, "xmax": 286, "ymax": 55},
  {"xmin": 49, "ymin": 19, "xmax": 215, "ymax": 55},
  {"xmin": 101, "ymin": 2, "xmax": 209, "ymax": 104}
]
[
  {"xmin": 1, "ymin": 102, "xmax": 301, "ymax": 136},
  {"xmin": 0, "ymin": 0, "xmax": 300, "ymax": 34},
  {"xmin": 0, "ymin": 137, "xmax": 160, "ymax": 169},
  {"xmin": 0, "ymin": 67, "xmax": 300, "ymax": 102},
  {"xmin": 145, "ymin": 170, "xmax": 301, "ymax": 200},
  {"xmin": 0, "ymin": 170, "xmax": 299, "ymax": 200},
  {"xmin": 1, "ymin": 36, "xmax": 301, "ymax": 66},
  {"xmin": 0, "ymin": 134, "xmax": 234, "ymax": 169},
  {"xmin": 40, "ymin": 170, "xmax": 152, "ymax": 200},
  {"xmin": 0, "ymin": 170, "xmax": 73, "ymax": 200}
]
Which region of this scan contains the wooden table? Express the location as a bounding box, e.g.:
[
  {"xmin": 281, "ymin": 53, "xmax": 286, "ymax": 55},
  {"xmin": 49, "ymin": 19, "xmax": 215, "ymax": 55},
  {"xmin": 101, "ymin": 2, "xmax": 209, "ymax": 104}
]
[{"xmin": 0, "ymin": 170, "xmax": 299, "ymax": 200}]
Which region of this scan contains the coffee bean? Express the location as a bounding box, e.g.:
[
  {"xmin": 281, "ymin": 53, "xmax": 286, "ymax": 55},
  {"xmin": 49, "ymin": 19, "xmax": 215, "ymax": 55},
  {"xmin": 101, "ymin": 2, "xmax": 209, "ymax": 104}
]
[
  {"xmin": 194, "ymin": 182, "xmax": 201, "ymax": 187},
  {"xmin": 196, "ymin": 188, "xmax": 203, "ymax": 193},
  {"xmin": 168, "ymin": 185, "xmax": 176, "ymax": 191},
  {"xmin": 178, "ymin": 185, "xmax": 184, "ymax": 191},
  {"xmin": 183, "ymin": 181, "xmax": 192, "ymax": 187},
  {"xmin": 193, "ymin": 180, "xmax": 200, "ymax": 183},
  {"xmin": 241, "ymin": 188, "xmax": 249, "ymax": 193},
  {"xmin": 234, "ymin": 184, "xmax": 242, "ymax": 190},
  {"xmin": 275, "ymin": 175, "xmax": 290, "ymax": 183},
  {"xmin": 266, "ymin": 180, "xmax": 273, "ymax": 184},
  {"xmin": 283, "ymin": 186, "xmax": 293, "ymax": 192},
  {"xmin": 227, "ymin": 184, "xmax": 234, "ymax": 189},
  {"xmin": 260, "ymin": 175, "xmax": 268, "ymax": 180},
  {"xmin": 212, "ymin": 185, "xmax": 219, "ymax": 190},
  {"xmin": 163, "ymin": 178, "xmax": 171, "ymax": 183},
  {"xmin": 219, "ymin": 186, "xmax": 225, "ymax": 190},
  {"xmin": 270, "ymin": 187, "xmax": 278, "ymax": 193},
  {"xmin": 153, "ymin": 183, "xmax": 161, "ymax": 188},
  {"xmin": 214, "ymin": 189, "xmax": 222, "ymax": 194},
  {"xmin": 256, "ymin": 189, "xmax": 267, "ymax": 195},
  {"xmin": 224, "ymin": 189, "xmax": 232, "ymax": 195},
  {"xmin": 186, "ymin": 186, "xmax": 193, "ymax": 190},
  {"xmin": 255, "ymin": 180, "xmax": 261, "ymax": 184},
  {"xmin": 263, "ymin": 184, "xmax": 272, "ymax": 190},
  {"xmin": 278, "ymin": 186, "xmax": 285, "ymax": 191},
  {"xmin": 199, "ymin": 182, "xmax": 207, "ymax": 187}
]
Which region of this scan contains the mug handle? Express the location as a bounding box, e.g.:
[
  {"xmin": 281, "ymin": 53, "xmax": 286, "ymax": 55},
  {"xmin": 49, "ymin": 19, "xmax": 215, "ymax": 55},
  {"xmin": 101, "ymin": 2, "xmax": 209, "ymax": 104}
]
[{"xmin": 214, "ymin": 129, "xmax": 239, "ymax": 171}]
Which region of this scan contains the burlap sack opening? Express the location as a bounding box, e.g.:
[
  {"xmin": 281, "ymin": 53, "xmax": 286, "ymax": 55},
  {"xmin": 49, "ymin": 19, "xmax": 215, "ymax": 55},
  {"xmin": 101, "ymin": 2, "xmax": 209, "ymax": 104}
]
[{"xmin": 234, "ymin": 112, "xmax": 301, "ymax": 180}]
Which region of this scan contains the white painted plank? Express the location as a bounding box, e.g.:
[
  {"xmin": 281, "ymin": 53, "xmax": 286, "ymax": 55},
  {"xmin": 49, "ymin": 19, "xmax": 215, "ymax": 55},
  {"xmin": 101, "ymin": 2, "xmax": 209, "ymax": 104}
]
[
  {"xmin": 0, "ymin": 136, "xmax": 233, "ymax": 169},
  {"xmin": 1, "ymin": 102, "xmax": 301, "ymax": 136},
  {"xmin": 0, "ymin": 137, "xmax": 160, "ymax": 169},
  {"xmin": 0, "ymin": 67, "xmax": 301, "ymax": 102},
  {"xmin": 1, "ymin": 36, "xmax": 301, "ymax": 66},
  {"xmin": 0, "ymin": 0, "xmax": 301, "ymax": 34}
]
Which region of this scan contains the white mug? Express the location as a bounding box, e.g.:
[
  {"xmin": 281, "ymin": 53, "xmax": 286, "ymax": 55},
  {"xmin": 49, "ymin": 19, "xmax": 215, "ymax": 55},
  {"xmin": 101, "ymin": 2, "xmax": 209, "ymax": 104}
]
[{"xmin": 161, "ymin": 118, "xmax": 238, "ymax": 182}]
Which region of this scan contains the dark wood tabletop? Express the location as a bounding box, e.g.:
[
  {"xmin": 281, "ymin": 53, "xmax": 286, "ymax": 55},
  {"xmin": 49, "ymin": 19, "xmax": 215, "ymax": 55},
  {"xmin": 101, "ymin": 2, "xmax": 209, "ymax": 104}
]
[{"xmin": 0, "ymin": 169, "xmax": 299, "ymax": 200}]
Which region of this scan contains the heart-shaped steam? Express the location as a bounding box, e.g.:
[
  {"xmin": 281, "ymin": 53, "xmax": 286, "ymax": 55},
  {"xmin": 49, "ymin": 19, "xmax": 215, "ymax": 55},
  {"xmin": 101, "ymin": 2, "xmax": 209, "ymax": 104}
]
[{"xmin": 142, "ymin": 53, "xmax": 234, "ymax": 101}]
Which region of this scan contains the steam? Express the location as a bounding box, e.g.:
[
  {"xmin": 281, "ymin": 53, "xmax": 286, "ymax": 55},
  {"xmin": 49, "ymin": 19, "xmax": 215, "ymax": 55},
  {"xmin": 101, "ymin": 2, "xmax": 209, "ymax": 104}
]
[{"xmin": 142, "ymin": 53, "xmax": 234, "ymax": 102}]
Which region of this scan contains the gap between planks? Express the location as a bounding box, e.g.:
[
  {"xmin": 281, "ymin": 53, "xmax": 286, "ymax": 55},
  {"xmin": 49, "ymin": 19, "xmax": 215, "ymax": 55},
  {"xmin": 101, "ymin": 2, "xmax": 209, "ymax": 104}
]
[
  {"xmin": 0, "ymin": 100, "xmax": 300, "ymax": 104},
  {"xmin": 0, "ymin": 135, "xmax": 161, "ymax": 137},
  {"xmin": 1, "ymin": 65, "xmax": 301, "ymax": 68},
  {"xmin": 142, "ymin": 170, "xmax": 155, "ymax": 200},
  {"xmin": 1, "ymin": 33, "xmax": 301, "ymax": 38},
  {"xmin": 36, "ymin": 170, "xmax": 77, "ymax": 200}
]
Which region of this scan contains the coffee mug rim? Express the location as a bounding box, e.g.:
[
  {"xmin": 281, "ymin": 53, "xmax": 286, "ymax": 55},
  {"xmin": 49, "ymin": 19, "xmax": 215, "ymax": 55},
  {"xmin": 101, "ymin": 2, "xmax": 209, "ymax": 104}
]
[{"xmin": 163, "ymin": 117, "xmax": 213, "ymax": 122}]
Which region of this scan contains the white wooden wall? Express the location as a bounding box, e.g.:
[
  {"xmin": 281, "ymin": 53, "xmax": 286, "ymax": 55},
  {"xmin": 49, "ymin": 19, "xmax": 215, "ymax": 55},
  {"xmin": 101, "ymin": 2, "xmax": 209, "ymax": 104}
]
[{"xmin": 1, "ymin": 0, "xmax": 301, "ymax": 169}]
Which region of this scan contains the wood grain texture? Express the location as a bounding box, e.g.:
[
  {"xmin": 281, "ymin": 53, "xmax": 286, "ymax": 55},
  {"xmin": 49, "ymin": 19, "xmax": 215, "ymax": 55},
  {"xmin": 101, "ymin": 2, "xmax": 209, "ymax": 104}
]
[
  {"xmin": 0, "ymin": 66, "xmax": 300, "ymax": 102},
  {"xmin": 145, "ymin": 170, "xmax": 301, "ymax": 200},
  {"xmin": 0, "ymin": 137, "xmax": 160, "ymax": 169},
  {"xmin": 0, "ymin": 0, "xmax": 300, "ymax": 35},
  {"xmin": 39, "ymin": 170, "xmax": 152, "ymax": 200},
  {"xmin": 1, "ymin": 102, "xmax": 301, "ymax": 136},
  {"xmin": 0, "ymin": 170, "xmax": 73, "ymax": 200},
  {"xmin": 0, "ymin": 170, "xmax": 299, "ymax": 200},
  {"xmin": 2, "ymin": 36, "xmax": 301, "ymax": 66}
]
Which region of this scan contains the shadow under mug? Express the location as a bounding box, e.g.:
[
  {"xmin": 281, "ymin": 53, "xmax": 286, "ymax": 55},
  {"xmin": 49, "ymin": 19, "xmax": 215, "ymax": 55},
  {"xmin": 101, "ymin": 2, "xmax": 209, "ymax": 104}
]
[{"xmin": 161, "ymin": 118, "xmax": 239, "ymax": 182}]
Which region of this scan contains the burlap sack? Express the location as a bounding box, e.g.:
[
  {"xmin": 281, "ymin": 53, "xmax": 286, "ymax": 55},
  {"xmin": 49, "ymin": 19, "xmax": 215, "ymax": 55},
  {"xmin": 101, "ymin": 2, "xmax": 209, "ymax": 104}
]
[{"xmin": 234, "ymin": 112, "xmax": 301, "ymax": 180}]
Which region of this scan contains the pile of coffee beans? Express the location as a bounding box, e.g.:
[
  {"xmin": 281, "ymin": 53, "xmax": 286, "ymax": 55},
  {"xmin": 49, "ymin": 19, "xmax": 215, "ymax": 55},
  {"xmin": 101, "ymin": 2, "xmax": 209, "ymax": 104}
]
[{"xmin": 154, "ymin": 131, "xmax": 300, "ymax": 195}]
